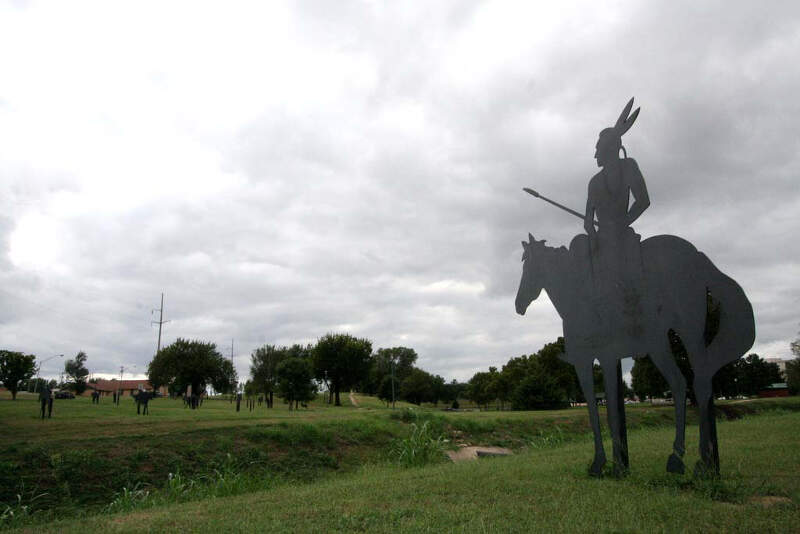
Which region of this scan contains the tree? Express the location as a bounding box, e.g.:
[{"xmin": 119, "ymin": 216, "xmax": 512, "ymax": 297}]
[
  {"xmin": 441, "ymin": 379, "xmax": 467, "ymax": 407},
  {"xmin": 312, "ymin": 333, "xmax": 372, "ymax": 406},
  {"xmin": 399, "ymin": 368, "xmax": 434, "ymax": 405},
  {"xmin": 712, "ymin": 359, "xmax": 740, "ymax": 398},
  {"xmin": 375, "ymin": 347, "xmax": 417, "ymax": 380},
  {"xmin": 243, "ymin": 380, "xmax": 258, "ymax": 398},
  {"xmin": 531, "ymin": 338, "xmax": 580, "ymax": 402},
  {"xmin": 64, "ymin": 351, "xmax": 89, "ymax": 395},
  {"xmin": 147, "ymin": 339, "xmax": 234, "ymax": 408},
  {"xmin": 250, "ymin": 344, "xmax": 286, "ymax": 408},
  {"xmin": 211, "ymin": 358, "xmax": 237, "ymax": 396},
  {"xmin": 631, "ymin": 356, "xmax": 668, "ymax": 401},
  {"xmin": 0, "ymin": 350, "xmax": 36, "ymax": 400},
  {"xmin": 429, "ymin": 374, "xmax": 446, "ymax": 406},
  {"xmin": 276, "ymin": 357, "xmax": 317, "ymax": 410},
  {"xmin": 467, "ymin": 371, "xmax": 494, "ymax": 409},
  {"xmin": 736, "ymin": 354, "xmax": 782, "ymax": 396},
  {"xmin": 786, "ymin": 360, "xmax": 799, "ymax": 396},
  {"xmin": 506, "ymin": 340, "xmax": 573, "ymax": 410},
  {"xmin": 786, "ymin": 334, "xmax": 800, "ymax": 395},
  {"xmin": 485, "ymin": 367, "xmax": 506, "ymax": 410},
  {"xmin": 377, "ymin": 374, "xmax": 397, "ymax": 407},
  {"xmin": 511, "ymin": 371, "xmax": 568, "ymax": 410},
  {"xmin": 362, "ymin": 347, "xmax": 418, "ymax": 397},
  {"xmin": 493, "ymin": 338, "xmax": 578, "ymax": 410},
  {"xmin": 23, "ymin": 377, "xmax": 49, "ymax": 393}
]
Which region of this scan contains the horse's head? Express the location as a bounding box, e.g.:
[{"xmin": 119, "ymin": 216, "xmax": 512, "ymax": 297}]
[{"xmin": 515, "ymin": 233, "xmax": 547, "ymax": 315}]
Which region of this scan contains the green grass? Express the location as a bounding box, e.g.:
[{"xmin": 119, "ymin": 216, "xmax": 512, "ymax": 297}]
[
  {"xmin": 1, "ymin": 392, "xmax": 798, "ymax": 531},
  {"xmin": 0, "ymin": 391, "xmax": 357, "ymax": 446},
  {"xmin": 7, "ymin": 411, "xmax": 799, "ymax": 533}
]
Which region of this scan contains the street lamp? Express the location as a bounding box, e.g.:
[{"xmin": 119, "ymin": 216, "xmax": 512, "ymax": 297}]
[
  {"xmin": 116, "ymin": 364, "xmax": 136, "ymax": 405},
  {"xmin": 34, "ymin": 354, "xmax": 63, "ymax": 393}
]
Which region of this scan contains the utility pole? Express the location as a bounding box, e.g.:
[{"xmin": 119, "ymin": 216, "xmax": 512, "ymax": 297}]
[
  {"xmin": 230, "ymin": 339, "xmax": 235, "ymax": 401},
  {"xmin": 151, "ymin": 292, "xmax": 170, "ymax": 355}
]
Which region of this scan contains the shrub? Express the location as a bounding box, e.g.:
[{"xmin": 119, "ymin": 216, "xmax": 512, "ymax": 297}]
[{"xmin": 389, "ymin": 407, "xmax": 418, "ymax": 423}]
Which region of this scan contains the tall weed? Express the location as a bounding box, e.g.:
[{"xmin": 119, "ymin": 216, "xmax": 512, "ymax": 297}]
[
  {"xmin": 105, "ymin": 483, "xmax": 152, "ymax": 513},
  {"xmin": 0, "ymin": 485, "xmax": 48, "ymax": 527},
  {"xmin": 527, "ymin": 426, "xmax": 568, "ymax": 449},
  {"xmin": 390, "ymin": 421, "xmax": 446, "ymax": 468}
]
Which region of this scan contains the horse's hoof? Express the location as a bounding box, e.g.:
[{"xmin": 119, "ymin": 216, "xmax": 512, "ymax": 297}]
[
  {"xmin": 693, "ymin": 460, "xmax": 719, "ymax": 479},
  {"xmin": 666, "ymin": 453, "xmax": 685, "ymax": 474},
  {"xmin": 588, "ymin": 458, "xmax": 606, "ymax": 477},
  {"xmin": 612, "ymin": 462, "xmax": 629, "ymax": 478}
]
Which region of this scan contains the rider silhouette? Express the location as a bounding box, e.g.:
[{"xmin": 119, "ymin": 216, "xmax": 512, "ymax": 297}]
[{"xmin": 584, "ymin": 98, "xmax": 650, "ymax": 342}]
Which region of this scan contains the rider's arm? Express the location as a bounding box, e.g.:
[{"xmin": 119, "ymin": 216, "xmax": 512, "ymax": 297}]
[{"xmin": 625, "ymin": 158, "xmax": 650, "ymax": 226}]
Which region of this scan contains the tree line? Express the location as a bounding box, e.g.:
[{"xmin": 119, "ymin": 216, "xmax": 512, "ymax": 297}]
[
  {"xmin": 146, "ymin": 333, "xmax": 470, "ymax": 409},
  {"xmin": 247, "ymin": 334, "xmax": 461, "ymax": 409},
  {"xmin": 464, "ymin": 333, "xmax": 795, "ymax": 411},
  {"xmin": 464, "ymin": 338, "xmax": 599, "ymax": 410},
  {"xmin": 5, "ymin": 328, "xmax": 799, "ymax": 406}
]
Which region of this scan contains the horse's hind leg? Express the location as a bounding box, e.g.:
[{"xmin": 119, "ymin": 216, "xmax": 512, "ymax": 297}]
[
  {"xmin": 576, "ymin": 359, "xmax": 606, "ymax": 475},
  {"xmin": 648, "ymin": 339, "xmax": 688, "ymax": 474},
  {"xmin": 693, "ymin": 374, "xmax": 719, "ymax": 477}
]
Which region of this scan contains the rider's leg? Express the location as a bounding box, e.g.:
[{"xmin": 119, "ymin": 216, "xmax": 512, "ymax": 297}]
[{"xmin": 576, "ymin": 358, "xmax": 606, "ymax": 475}]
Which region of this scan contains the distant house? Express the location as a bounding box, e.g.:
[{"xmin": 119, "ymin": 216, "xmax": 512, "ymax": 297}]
[
  {"xmin": 758, "ymin": 383, "xmax": 789, "ymax": 398},
  {"xmin": 87, "ymin": 379, "xmax": 167, "ymax": 397}
]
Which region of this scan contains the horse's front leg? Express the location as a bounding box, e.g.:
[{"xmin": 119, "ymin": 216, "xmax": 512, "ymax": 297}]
[
  {"xmin": 574, "ymin": 358, "xmax": 606, "ymax": 475},
  {"xmin": 602, "ymin": 358, "xmax": 629, "ymax": 476}
]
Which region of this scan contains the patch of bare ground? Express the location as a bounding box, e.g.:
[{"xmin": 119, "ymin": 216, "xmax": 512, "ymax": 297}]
[
  {"xmin": 447, "ymin": 446, "xmax": 512, "ymax": 462},
  {"xmin": 749, "ymin": 496, "xmax": 793, "ymax": 507}
]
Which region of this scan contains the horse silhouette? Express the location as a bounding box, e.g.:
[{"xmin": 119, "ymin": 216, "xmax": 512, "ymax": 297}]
[
  {"xmin": 516, "ymin": 232, "xmax": 754, "ymax": 475},
  {"xmin": 133, "ymin": 390, "xmax": 153, "ymax": 415}
]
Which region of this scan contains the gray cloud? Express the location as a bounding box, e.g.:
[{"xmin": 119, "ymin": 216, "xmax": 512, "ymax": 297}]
[{"xmin": 1, "ymin": 1, "xmax": 798, "ymax": 384}]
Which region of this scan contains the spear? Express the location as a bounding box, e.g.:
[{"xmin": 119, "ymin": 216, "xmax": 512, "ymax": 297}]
[{"xmin": 523, "ymin": 188, "xmax": 598, "ymax": 228}]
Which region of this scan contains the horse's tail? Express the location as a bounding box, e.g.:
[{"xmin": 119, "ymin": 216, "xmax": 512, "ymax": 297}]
[{"xmin": 702, "ymin": 253, "xmax": 755, "ymax": 375}]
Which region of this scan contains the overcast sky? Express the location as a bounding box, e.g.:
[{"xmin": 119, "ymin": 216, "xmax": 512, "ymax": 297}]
[{"xmin": 1, "ymin": 1, "xmax": 798, "ymax": 384}]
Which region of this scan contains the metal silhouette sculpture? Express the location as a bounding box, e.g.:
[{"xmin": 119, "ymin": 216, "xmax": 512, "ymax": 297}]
[
  {"xmin": 515, "ymin": 99, "xmax": 755, "ymax": 476},
  {"xmin": 133, "ymin": 390, "xmax": 152, "ymax": 415},
  {"xmin": 39, "ymin": 384, "xmax": 53, "ymax": 419}
]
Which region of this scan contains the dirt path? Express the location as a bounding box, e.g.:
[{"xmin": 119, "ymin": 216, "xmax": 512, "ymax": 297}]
[{"xmin": 349, "ymin": 391, "xmax": 359, "ymax": 407}]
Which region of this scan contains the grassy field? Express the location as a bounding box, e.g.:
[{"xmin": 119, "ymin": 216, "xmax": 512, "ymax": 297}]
[{"xmin": 1, "ymin": 392, "xmax": 799, "ymax": 532}]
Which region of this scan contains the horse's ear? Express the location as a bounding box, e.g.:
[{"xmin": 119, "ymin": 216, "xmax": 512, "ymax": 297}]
[{"xmin": 528, "ymin": 232, "xmax": 534, "ymax": 243}]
